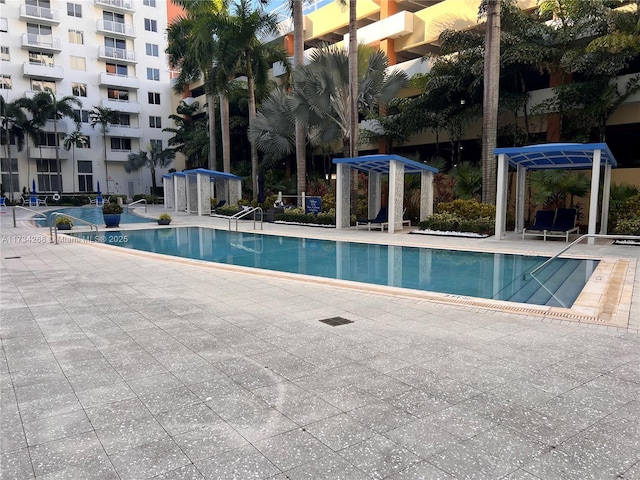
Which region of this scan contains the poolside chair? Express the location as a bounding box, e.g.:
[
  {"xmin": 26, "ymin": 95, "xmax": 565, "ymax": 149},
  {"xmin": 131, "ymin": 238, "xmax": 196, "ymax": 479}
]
[
  {"xmin": 0, "ymin": 197, "xmax": 6, "ymax": 212},
  {"xmin": 356, "ymin": 207, "xmax": 388, "ymax": 231},
  {"xmin": 522, "ymin": 210, "xmax": 555, "ymax": 240},
  {"xmin": 545, "ymin": 208, "xmax": 579, "ymax": 242}
]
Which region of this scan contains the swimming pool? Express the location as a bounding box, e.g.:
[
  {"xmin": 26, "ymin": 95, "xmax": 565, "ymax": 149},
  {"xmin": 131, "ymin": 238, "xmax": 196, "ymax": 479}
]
[
  {"xmin": 72, "ymin": 227, "xmax": 598, "ymax": 307},
  {"xmin": 38, "ymin": 207, "xmax": 153, "ymax": 226}
]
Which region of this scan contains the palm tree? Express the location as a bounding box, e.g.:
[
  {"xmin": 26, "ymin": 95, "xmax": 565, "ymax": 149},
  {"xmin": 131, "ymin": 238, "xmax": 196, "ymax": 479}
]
[
  {"xmin": 124, "ymin": 142, "xmax": 176, "ymax": 192},
  {"xmin": 34, "ymin": 92, "xmax": 81, "ymax": 192},
  {"xmin": 167, "ymin": 0, "xmax": 230, "ymax": 171},
  {"xmin": 63, "ymin": 129, "xmax": 86, "ymax": 193},
  {"xmin": 89, "ymin": 106, "xmax": 119, "ymax": 194},
  {"xmin": 0, "ymin": 97, "xmax": 27, "ymax": 202},
  {"xmin": 163, "ymin": 100, "xmax": 209, "ymax": 168}
]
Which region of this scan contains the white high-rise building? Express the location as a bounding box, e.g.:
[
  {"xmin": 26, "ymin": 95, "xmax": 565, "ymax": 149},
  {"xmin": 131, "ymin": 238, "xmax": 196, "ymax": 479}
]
[{"xmin": 0, "ymin": 0, "xmax": 180, "ymax": 200}]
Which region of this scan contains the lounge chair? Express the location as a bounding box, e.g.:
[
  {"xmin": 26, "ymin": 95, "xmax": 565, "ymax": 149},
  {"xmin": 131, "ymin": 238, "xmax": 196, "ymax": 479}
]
[
  {"xmin": 213, "ymin": 199, "xmax": 226, "ymax": 210},
  {"xmin": 522, "ymin": 210, "xmax": 555, "ymax": 240},
  {"xmin": 0, "ymin": 197, "xmax": 6, "ymax": 212},
  {"xmin": 356, "ymin": 207, "xmax": 388, "ymax": 231},
  {"xmin": 545, "ymin": 208, "xmax": 579, "ymax": 242}
]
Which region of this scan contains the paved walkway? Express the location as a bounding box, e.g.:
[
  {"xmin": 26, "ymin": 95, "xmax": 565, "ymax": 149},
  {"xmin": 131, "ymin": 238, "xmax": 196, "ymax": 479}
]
[{"xmin": 1, "ymin": 206, "xmax": 638, "ymax": 479}]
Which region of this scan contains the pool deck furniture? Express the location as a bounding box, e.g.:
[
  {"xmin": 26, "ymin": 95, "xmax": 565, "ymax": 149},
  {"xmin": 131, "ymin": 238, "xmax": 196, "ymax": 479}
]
[
  {"xmin": 523, "ymin": 210, "xmax": 556, "ymax": 240},
  {"xmin": 523, "ymin": 208, "xmax": 579, "ymax": 242},
  {"xmin": 356, "ymin": 207, "xmax": 388, "ymax": 231},
  {"xmin": 26, "ymin": 195, "xmax": 47, "ymax": 207},
  {"xmin": 0, "ymin": 197, "xmax": 6, "ymax": 211}
]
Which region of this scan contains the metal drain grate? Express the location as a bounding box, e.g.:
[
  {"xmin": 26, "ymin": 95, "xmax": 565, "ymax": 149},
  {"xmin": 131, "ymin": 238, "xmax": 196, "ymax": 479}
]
[
  {"xmin": 3, "ymin": 257, "xmax": 21, "ymax": 259},
  {"xmin": 319, "ymin": 317, "xmax": 354, "ymax": 327}
]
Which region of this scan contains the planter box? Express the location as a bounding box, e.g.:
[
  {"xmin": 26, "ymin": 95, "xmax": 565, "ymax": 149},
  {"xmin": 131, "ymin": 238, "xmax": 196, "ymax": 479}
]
[{"xmin": 103, "ymin": 213, "xmax": 121, "ymax": 227}]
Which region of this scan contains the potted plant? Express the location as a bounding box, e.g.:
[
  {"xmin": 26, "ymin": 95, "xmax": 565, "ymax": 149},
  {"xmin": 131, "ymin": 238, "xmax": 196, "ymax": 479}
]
[
  {"xmin": 158, "ymin": 213, "xmax": 172, "ymax": 225},
  {"xmin": 102, "ymin": 202, "xmax": 123, "ymax": 227},
  {"xmin": 55, "ymin": 216, "xmax": 73, "ymax": 230}
]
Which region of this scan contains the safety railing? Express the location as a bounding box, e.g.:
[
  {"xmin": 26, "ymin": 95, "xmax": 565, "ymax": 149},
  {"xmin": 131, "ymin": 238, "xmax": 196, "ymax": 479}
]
[
  {"xmin": 228, "ymin": 207, "xmax": 263, "ymax": 232},
  {"xmin": 13, "ymin": 206, "xmax": 48, "ymax": 228},
  {"xmin": 50, "ymin": 212, "xmax": 99, "ymax": 245},
  {"xmin": 126, "ymin": 198, "xmax": 147, "ymax": 213},
  {"xmin": 528, "ymin": 233, "xmax": 640, "ymax": 308}
]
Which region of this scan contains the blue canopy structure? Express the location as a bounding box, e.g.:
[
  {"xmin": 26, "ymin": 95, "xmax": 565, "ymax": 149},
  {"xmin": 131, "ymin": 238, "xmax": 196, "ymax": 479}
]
[
  {"xmin": 494, "ymin": 143, "xmax": 617, "ymax": 242},
  {"xmin": 333, "ymin": 154, "xmax": 439, "ymax": 233}
]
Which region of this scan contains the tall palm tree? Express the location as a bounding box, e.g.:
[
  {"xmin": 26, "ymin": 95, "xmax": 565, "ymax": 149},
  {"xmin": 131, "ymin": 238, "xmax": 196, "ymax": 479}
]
[
  {"xmin": 167, "ymin": 0, "xmax": 229, "ymax": 171},
  {"xmin": 15, "ymin": 94, "xmax": 49, "ymax": 191},
  {"xmin": 124, "ymin": 142, "xmax": 175, "ymax": 192},
  {"xmin": 63, "ymin": 129, "xmax": 86, "ymax": 193},
  {"xmin": 89, "ymin": 106, "xmax": 119, "ymax": 194},
  {"xmin": 0, "ymin": 96, "xmax": 27, "ymax": 202},
  {"xmin": 216, "ymin": 0, "xmax": 287, "ymax": 199},
  {"xmin": 291, "ymin": 0, "xmax": 306, "ymax": 203},
  {"xmin": 34, "ymin": 92, "xmax": 81, "ymax": 192}
]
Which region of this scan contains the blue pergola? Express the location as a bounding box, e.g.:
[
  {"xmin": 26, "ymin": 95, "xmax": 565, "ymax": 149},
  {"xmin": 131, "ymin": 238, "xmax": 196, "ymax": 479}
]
[
  {"xmin": 333, "ymin": 154, "xmax": 439, "ymax": 233},
  {"xmin": 494, "ymin": 143, "xmax": 617, "ymax": 243},
  {"xmin": 163, "ymin": 169, "xmax": 242, "ymax": 216}
]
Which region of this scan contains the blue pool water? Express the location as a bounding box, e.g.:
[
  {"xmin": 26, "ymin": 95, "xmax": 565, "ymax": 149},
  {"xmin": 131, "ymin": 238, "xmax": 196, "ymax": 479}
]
[
  {"xmin": 38, "ymin": 207, "xmax": 153, "ymax": 226},
  {"xmin": 71, "ymin": 227, "xmax": 598, "ymax": 307}
]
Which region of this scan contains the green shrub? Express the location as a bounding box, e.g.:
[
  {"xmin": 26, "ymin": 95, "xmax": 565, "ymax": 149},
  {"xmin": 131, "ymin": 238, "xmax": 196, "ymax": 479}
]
[
  {"xmin": 612, "ymin": 193, "xmax": 640, "ymax": 235},
  {"xmin": 436, "ymin": 198, "xmax": 496, "ymax": 219},
  {"xmin": 420, "ymin": 199, "xmax": 496, "ymax": 234},
  {"xmin": 215, "ymin": 205, "xmax": 241, "ymax": 216},
  {"xmin": 55, "ymin": 216, "xmax": 73, "ymax": 227},
  {"xmin": 102, "ymin": 202, "xmax": 123, "ymax": 214},
  {"xmin": 275, "ymin": 211, "xmax": 335, "ymax": 226}
]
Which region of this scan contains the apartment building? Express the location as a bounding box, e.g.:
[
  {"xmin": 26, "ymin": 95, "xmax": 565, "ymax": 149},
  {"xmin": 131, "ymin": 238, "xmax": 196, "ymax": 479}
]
[{"xmin": 0, "ymin": 0, "xmax": 181, "ymax": 199}]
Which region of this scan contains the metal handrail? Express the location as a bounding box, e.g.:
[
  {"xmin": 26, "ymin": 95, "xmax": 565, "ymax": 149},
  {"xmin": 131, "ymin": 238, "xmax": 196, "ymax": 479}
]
[
  {"xmin": 50, "ymin": 212, "xmax": 99, "ymax": 245},
  {"xmin": 126, "ymin": 198, "xmax": 147, "ymax": 213},
  {"xmin": 13, "ymin": 206, "xmax": 48, "ymax": 228},
  {"xmin": 228, "ymin": 206, "xmax": 263, "ymax": 232},
  {"xmin": 528, "ymin": 233, "xmax": 640, "ymax": 308}
]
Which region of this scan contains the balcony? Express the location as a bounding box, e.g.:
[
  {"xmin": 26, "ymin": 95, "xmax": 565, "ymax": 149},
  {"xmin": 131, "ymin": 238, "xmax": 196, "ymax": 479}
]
[
  {"xmin": 94, "ymin": 0, "xmax": 134, "ymax": 13},
  {"xmin": 19, "ymin": 4, "xmax": 60, "ymax": 25},
  {"xmin": 106, "ymin": 125, "xmax": 142, "ymax": 138},
  {"xmin": 21, "ymin": 33, "xmax": 62, "ymax": 53},
  {"xmin": 29, "ymin": 146, "xmax": 68, "ymax": 160},
  {"xmin": 23, "ymin": 61, "xmax": 64, "ymax": 80},
  {"xmin": 101, "ymin": 98, "xmax": 141, "ymax": 114},
  {"xmin": 99, "ymin": 72, "xmax": 140, "ymax": 90},
  {"xmin": 97, "ymin": 46, "xmax": 136, "ymax": 64},
  {"xmin": 96, "ymin": 19, "xmax": 136, "ymax": 38},
  {"xmin": 42, "ymin": 119, "xmax": 70, "ymax": 133}
]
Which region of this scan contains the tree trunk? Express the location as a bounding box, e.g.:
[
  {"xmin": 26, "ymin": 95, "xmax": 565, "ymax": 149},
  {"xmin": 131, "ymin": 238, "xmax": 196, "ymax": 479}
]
[
  {"xmin": 481, "ymin": 0, "xmax": 500, "ymax": 205},
  {"xmin": 293, "ymin": 0, "xmax": 306, "ymax": 205},
  {"xmin": 247, "ymin": 61, "xmax": 259, "ymax": 200},
  {"xmin": 54, "ymin": 116, "xmax": 61, "ymax": 192},
  {"xmin": 220, "ymin": 92, "xmax": 231, "ymax": 173},
  {"xmin": 206, "ymin": 93, "xmax": 217, "ymax": 170},
  {"xmin": 5, "ymin": 142, "xmax": 14, "ymax": 202},
  {"xmin": 103, "ymin": 131, "xmax": 109, "ymax": 194},
  {"xmin": 151, "ymin": 165, "xmax": 157, "ymax": 190},
  {"xmin": 348, "ymin": 0, "xmax": 359, "ymax": 213}
]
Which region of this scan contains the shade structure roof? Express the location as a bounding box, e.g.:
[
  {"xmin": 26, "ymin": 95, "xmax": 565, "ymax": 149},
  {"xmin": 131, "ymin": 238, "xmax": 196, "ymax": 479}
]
[
  {"xmin": 333, "ymin": 154, "xmax": 439, "ymax": 174},
  {"xmin": 183, "ymin": 168, "xmax": 242, "ymax": 180},
  {"xmin": 163, "ymin": 172, "xmax": 186, "ymax": 178},
  {"xmin": 494, "ymin": 143, "xmax": 617, "ymax": 170}
]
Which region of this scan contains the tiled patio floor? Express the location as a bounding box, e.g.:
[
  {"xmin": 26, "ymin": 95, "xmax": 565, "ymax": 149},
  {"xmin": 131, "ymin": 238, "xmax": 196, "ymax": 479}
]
[{"xmin": 1, "ymin": 207, "xmax": 638, "ymax": 479}]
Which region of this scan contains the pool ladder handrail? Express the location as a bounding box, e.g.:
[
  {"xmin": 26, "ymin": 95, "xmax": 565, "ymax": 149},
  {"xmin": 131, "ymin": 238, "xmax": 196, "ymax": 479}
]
[
  {"xmin": 126, "ymin": 198, "xmax": 147, "ymax": 213},
  {"xmin": 50, "ymin": 212, "xmax": 99, "ymax": 245},
  {"xmin": 228, "ymin": 206, "xmax": 263, "ymax": 231},
  {"xmin": 528, "ymin": 233, "xmax": 640, "ymax": 308},
  {"xmin": 12, "ymin": 205, "xmax": 48, "ymax": 229}
]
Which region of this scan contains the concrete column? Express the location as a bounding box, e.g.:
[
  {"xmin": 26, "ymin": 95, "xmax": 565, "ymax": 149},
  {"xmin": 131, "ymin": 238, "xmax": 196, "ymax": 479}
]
[
  {"xmin": 600, "ymin": 163, "xmax": 612, "ymax": 234},
  {"xmin": 515, "ymin": 164, "xmax": 527, "ymax": 233},
  {"xmin": 495, "ymin": 153, "xmax": 509, "ymax": 239},
  {"xmin": 336, "ymin": 163, "xmax": 351, "ymax": 229},
  {"xmin": 388, "ymin": 160, "xmax": 404, "ymax": 233},
  {"xmin": 228, "ymin": 179, "xmax": 241, "ymax": 205},
  {"xmin": 588, "ymin": 149, "xmax": 602, "ymax": 245},
  {"xmin": 420, "ymin": 171, "xmax": 434, "ymax": 221},
  {"xmin": 368, "ymin": 171, "xmax": 382, "ymax": 219}
]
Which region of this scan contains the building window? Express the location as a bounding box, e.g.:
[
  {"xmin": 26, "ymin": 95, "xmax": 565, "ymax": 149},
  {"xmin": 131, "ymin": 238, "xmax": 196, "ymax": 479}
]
[
  {"xmin": 149, "ymin": 139, "xmax": 162, "ymax": 149},
  {"xmin": 68, "ymin": 29, "xmax": 84, "ymax": 44},
  {"xmin": 38, "ymin": 133, "xmax": 57, "ymax": 147},
  {"xmin": 0, "ymin": 75, "xmax": 11, "ymax": 89},
  {"xmin": 147, "ymin": 68, "xmax": 160, "ymax": 81},
  {"xmin": 145, "ymin": 43, "xmax": 159, "ymax": 57},
  {"xmin": 30, "ymin": 79, "xmax": 55, "ymax": 93},
  {"xmin": 148, "ymin": 92, "xmax": 161, "ymax": 104},
  {"xmin": 1, "ymin": 158, "xmax": 19, "ymax": 194},
  {"xmin": 71, "ymin": 82, "xmax": 87, "ymax": 97},
  {"xmin": 0, "ymin": 18, "xmax": 7, "ymax": 33},
  {"xmin": 77, "ymin": 161, "xmax": 93, "ymax": 192},
  {"xmin": 143, "ymin": 0, "xmax": 156, "ymax": 6},
  {"xmin": 1, "ymin": 46, "xmax": 9, "ymax": 62},
  {"xmin": 67, "ymin": 2, "xmax": 82, "ymax": 17},
  {"xmin": 110, "ymin": 138, "xmax": 131, "ymax": 151},
  {"xmin": 72, "ymin": 109, "xmax": 90, "ymax": 123},
  {"xmin": 144, "ymin": 18, "xmax": 157, "ymax": 32},
  {"xmin": 77, "ymin": 135, "xmax": 90, "ymax": 148},
  {"xmin": 27, "ymin": 23, "xmax": 51, "ymax": 36},
  {"xmin": 107, "ymin": 88, "xmax": 129, "ymax": 102},
  {"xmin": 36, "ymin": 159, "xmax": 60, "ymax": 192},
  {"xmin": 70, "ymin": 56, "xmax": 86, "ymax": 71},
  {"xmin": 106, "ymin": 63, "xmax": 127, "ymax": 76},
  {"xmin": 149, "ymin": 116, "xmax": 161, "ymax": 128},
  {"xmin": 112, "ymin": 114, "xmax": 130, "ymax": 126},
  {"xmin": 28, "ymin": 51, "xmax": 54, "ymax": 66}
]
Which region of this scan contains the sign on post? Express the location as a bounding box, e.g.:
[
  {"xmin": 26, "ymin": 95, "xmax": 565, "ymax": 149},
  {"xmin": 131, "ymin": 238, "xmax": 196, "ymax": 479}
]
[{"xmin": 305, "ymin": 196, "xmax": 322, "ymax": 214}]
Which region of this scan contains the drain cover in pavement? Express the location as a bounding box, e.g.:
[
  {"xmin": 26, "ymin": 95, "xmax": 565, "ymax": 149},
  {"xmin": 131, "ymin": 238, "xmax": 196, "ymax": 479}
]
[{"xmin": 319, "ymin": 317, "xmax": 354, "ymax": 327}]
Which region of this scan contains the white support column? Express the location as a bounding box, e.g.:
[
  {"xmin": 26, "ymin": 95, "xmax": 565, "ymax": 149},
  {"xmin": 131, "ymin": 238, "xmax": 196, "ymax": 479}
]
[
  {"xmin": 388, "ymin": 160, "xmax": 404, "ymax": 234},
  {"xmin": 588, "ymin": 149, "xmax": 602, "ymax": 245},
  {"xmin": 494, "ymin": 153, "xmax": 509, "ymax": 239},
  {"xmin": 420, "ymin": 171, "xmax": 434, "ymax": 221},
  {"xmin": 600, "ymin": 162, "xmax": 612, "ymax": 234},
  {"xmin": 368, "ymin": 171, "xmax": 382, "ymax": 219},
  {"xmin": 515, "ymin": 164, "xmax": 527, "ymax": 233},
  {"xmin": 196, "ymin": 173, "xmax": 203, "ymax": 216},
  {"xmin": 335, "ymin": 163, "xmax": 351, "ymax": 229}
]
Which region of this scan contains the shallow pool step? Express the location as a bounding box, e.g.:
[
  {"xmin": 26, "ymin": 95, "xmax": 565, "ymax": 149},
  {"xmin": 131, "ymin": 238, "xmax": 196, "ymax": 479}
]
[{"xmin": 505, "ymin": 259, "xmax": 582, "ymax": 306}]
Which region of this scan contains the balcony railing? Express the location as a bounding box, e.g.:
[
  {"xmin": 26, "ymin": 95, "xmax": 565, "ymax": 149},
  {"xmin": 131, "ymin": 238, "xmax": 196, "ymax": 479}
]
[
  {"xmin": 23, "ymin": 61, "xmax": 64, "ymax": 80},
  {"xmin": 19, "ymin": 4, "xmax": 60, "ymax": 24},
  {"xmin": 94, "ymin": 0, "xmax": 134, "ymax": 12},
  {"xmin": 100, "ymin": 98, "xmax": 141, "ymax": 113},
  {"xmin": 96, "ymin": 19, "xmax": 135, "ymax": 37},
  {"xmin": 97, "ymin": 46, "xmax": 136, "ymax": 63},
  {"xmin": 99, "ymin": 72, "xmax": 140, "ymax": 89},
  {"xmin": 21, "ymin": 33, "xmax": 62, "ymax": 52}
]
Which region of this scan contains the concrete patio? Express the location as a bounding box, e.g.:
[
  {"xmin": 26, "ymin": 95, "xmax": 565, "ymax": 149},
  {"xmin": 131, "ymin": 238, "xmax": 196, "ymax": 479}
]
[{"xmin": 1, "ymin": 206, "xmax": 638, "ymax": 479}]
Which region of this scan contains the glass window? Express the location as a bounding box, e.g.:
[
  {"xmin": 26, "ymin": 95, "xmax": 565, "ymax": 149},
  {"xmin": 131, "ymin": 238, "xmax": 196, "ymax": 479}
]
[
  {"xmin": 28, "ymin": 51, "xmax": 54, "ymax": 66},
  {"xmin": 0, "ymin": 18, "xmax": 8, "ymax": 33},
  {"xmin": 107, "ymin": 89, "xmax": 129, "ymax": 101},
  {"xmin": 112, "ymin": 114, "xmax": 130, "ymax": 126},
  {"xmin": 1, "ymin": 158, "xmax": 19, "ymax": 194},
  {"xmin": 145, "ymin": 43, "xmax": 159, "ymax": 57},
  {"xmin": 148, "ymin": 92, "xmax": 160, "ymax": 104},
  {"xmin": 0, "ymin": 46, "xmax": 9, "ymax": 62},
  {"xmin": 77, "ymin": 160, "xmax": 93, "ymax": 192},
  {"xmin": 143, "ymin": 0, "xmax": 156, "ymax": 6},
  {"xmin": 0, "ymin": 75, "xmax": 11, "ymax": 89},
  {"xmin": 73, "ymin": 109, "xmax": 90, "ymax": 123},
  {"xmin": 144, "ymin": 18, "xmax": 157, "ymax": 32},
  {"xmin": 71, "ymin": 82, "xmax": 86, "ymax": 97},
  {"xmin": 110, "ymin": 138, "xmax": 131, "ymax": 151},
  {"xmin": 36, "ymin": 159, "xmax": 60, "ymax": 192},
  {"xmin": 68, "ymin": 29, "xmax": 83, "ymax": 44},
  {"xmin": 149, "ymin": 116, "xmax": 161, "ymax": 128},
  {"xmin": 66, "ymin": 2, "xmax": 81, "ymax": 17},
  {"xmin": 70, "ymin": 56, "xmax": 86, "ymax": 71},
  {"xmin": 149, "ymin": 139, "xmax": 162, "ymax": 149},
  {"xmin": 77, "ymin": 135, "xmax": 90, "ymax": 148},
  {"xmin": 30, "ymin": 79, "xmax": 55, "ymax": 92},
  {"xmin": 106, "ymin": 63, "xmax": 127, "ymax": 76},
  {"xmin": 146, "ymin": 68, "xmax": 160, "ymax": 81}
]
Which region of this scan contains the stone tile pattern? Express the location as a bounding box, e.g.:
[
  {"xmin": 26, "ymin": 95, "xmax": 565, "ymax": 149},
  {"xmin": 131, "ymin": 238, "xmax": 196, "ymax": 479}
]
[{"xmin": 1, "ymin": 218, "xmax": 639, "ymax": 479}]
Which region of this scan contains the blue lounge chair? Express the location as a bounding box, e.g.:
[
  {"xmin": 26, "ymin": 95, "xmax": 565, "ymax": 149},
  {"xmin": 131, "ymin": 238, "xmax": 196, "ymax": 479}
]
[
  {"xmin": 356, "ymin": 207, "xmax": 388, "ymax": 230},
  {"xmin": 522, "ymin": 210, "xmax": 555, "ymax": 240},
  {"xmin": 545, "ymin": 208, "xmax": 579, "ymax": 241}
]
